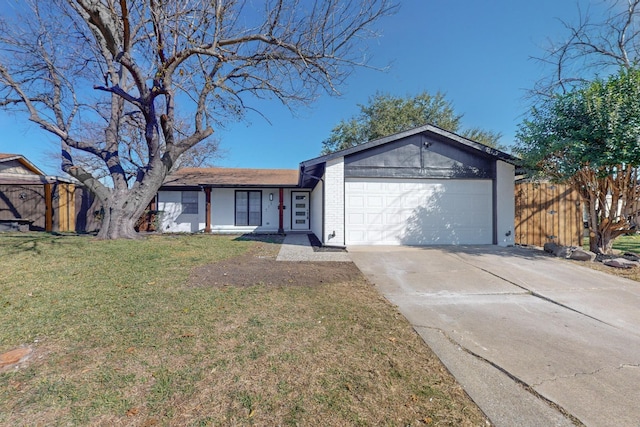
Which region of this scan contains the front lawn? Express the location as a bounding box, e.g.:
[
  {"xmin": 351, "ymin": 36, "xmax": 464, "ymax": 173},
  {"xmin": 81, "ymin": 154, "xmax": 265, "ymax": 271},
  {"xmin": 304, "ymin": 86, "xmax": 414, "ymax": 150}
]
[
  {"xmin": 582, "ymin": 234, "xmax": 640, "ymax": 254},
  {"xmin": 578, "ymin": 234, "xmax": 640, "ymax": 282},
  {"xmin": 0, "ymin": 233, "xmax": 486, "ymax": 426},
  {"xmin": 612, "ymin": 234, "xmax": 640, "ymax": 254}
]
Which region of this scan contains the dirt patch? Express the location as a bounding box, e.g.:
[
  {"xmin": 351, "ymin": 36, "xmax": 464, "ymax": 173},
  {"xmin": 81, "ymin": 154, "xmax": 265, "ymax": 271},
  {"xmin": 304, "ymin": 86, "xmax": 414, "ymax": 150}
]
[
  {"xmin": 0, "ymin": 347, "xmax": 33, "ymax": 373},
  {"xmin": 188, "ymin": 235, "xmax": 362, "ymax": 288}
]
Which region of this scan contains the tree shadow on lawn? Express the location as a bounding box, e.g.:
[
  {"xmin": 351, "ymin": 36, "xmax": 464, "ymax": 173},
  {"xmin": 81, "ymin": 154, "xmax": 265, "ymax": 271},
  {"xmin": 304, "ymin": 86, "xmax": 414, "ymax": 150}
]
[{"xmin": 0, "ymin": 232, "xmax": 74, "ymax": 255}]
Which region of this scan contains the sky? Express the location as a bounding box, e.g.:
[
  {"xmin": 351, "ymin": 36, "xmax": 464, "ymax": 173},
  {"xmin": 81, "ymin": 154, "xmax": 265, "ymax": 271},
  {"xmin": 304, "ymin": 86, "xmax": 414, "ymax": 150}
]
[{"xmin": 0, "ymin": 0, "xmax": 608, "ymax": 176}]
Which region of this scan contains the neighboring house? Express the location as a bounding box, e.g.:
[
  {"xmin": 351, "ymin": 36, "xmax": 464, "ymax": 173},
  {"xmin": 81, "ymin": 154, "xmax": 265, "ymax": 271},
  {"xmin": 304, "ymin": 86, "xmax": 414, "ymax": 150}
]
[
  {"xmin": 0, "ymin": 153, "xmax": 100, "ymax": 232},
  {"xmin": 159, "ymin": 124, "xmax": 519, "ymax": 247}
]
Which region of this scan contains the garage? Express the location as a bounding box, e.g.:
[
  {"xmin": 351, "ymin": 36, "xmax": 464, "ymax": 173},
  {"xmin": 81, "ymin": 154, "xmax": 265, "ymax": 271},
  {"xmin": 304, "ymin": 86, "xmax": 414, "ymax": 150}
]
[
  {"xmin": 345, "ymin": 178, "xmax": 493, "ymax": 245},
  {"xmin": 298, "ymin": 125, "xmax": 518, "ymax": 247}
]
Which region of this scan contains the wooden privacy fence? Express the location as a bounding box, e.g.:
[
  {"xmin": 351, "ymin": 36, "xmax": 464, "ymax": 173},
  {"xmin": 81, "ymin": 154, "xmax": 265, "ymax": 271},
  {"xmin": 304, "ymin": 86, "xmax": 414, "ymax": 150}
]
[
  {"xmin": 0, "ymin": 182, "xmax": 76, "ymax": 232},
  {"xmin": 515, "ymin": 182, "xmax": 583, "ymax": 247},
  {"xmin": 57, "ymin": 183, "xmax": 76, "ymax": 232},
  {"xmin": 0, "ymin": 182, "xmax": 102, "ymax": 233}
]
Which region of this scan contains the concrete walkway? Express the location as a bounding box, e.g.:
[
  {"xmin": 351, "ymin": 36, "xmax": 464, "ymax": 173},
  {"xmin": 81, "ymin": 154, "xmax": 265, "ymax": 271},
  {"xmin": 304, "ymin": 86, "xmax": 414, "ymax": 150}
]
[
  {"xmin": 349, "ymin": 245, "xmax": 640, "ymax": 427},
  {"xmin": 276, "ymin": 233, "xmax": 350, "ymax": 262}
]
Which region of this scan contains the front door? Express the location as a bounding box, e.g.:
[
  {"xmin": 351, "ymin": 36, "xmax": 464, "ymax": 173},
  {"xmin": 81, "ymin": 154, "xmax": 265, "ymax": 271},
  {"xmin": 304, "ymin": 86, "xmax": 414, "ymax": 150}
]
[{"xmin": 291, "ymin": 191, "xmax": 310, "ymax": 230}]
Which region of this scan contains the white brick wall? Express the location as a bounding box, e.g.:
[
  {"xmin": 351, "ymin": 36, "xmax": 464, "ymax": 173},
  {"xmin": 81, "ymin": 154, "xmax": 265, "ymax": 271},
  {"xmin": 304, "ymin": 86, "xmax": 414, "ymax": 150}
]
[
  {"xmin": 324, "ymin": 157, "xmax": 345, "ymax": 245},
  {"xmin": 310, "ymin": 179, "xmax": 323, "ymax": 240},
  {"xmin": 158, "ymin": 190, "xmax": 206, "ymax": 232},
  {"xmin": 496, "ymin": 160, "xmax": 515, "ymax": 246}
]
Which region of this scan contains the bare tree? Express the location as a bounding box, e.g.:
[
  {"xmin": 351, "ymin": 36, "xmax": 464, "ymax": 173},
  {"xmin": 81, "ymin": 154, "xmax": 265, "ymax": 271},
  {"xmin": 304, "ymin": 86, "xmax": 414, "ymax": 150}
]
[
  {"xmin": 0, "ymin": 0, "xmax": 396, "ymax": 239},
  {"xmin": 534, "ymin": 0, "xmax": 640, "ymax": 96},
  {"xmin": 54, "ymin": 113, "xmax": 223, "ymax": 182}
]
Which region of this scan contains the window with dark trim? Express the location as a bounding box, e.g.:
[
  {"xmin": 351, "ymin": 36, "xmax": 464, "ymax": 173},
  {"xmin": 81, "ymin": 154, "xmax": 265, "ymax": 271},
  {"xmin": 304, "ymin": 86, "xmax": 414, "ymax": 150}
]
[
  {"xmin": 181, "ymin": 191, "xmax": 199, "ymax": 214},
  {"xmin": 235, "ymin": 191, "xmax": 261, "ymax": 226}
]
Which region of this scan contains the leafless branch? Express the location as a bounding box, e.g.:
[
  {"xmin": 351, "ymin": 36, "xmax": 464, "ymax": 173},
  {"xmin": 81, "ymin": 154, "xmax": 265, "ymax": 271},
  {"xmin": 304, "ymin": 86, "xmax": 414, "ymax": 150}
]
[
  {"xmin": 533, "ymin": 0, "xmax": 640, "ymax": 96},
  {"xmin": 0, "ymin": 0, "xmax": 396, "ymax": 238}
]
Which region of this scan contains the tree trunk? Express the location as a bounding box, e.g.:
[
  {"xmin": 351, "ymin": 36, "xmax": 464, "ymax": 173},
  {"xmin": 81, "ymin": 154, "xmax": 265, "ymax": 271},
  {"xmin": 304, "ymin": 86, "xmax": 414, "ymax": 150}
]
[
  {"xmin": 94, "ymin": 187, "xmax": 158, "ymax": 240},
  {"xmin": 586, "ymin": 190, "xmax": 603, "ymax": 254},
  {"xmin": 590, "ymin": 231, "xmax": 614, "ymax": 254},
  {"xmin": 96, "ymin": 203, "xmax": 141, "ymax": 239}
]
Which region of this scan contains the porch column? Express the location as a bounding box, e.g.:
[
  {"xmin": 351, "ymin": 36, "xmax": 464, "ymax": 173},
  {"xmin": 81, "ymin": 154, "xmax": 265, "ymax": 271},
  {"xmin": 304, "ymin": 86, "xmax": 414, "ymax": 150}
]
[
  {"xmin": 204, "ymin": 187, "xmax": 212, "ymax": 233},
  {"xmin": 278, "ymin": 187, "xmax": 284, "ymax": 234}
]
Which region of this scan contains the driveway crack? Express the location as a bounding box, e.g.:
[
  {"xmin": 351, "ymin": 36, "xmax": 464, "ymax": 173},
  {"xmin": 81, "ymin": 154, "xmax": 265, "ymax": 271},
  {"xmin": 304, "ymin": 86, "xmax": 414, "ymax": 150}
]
[
  {"xmin": 530, "ymin": 367, "xmax": 607, "ymax": 387},
  {"xmin": 527, "ymin": 291, "xmax": 617, "ymax": 327},
  {"xmin": 453, "ymin": 256, "xmax": 618, "ymax": 330},
  {"xmin": 620, "ymin": 363, "xmax": 640, "ymax": 368},
  {"xmin": 531, "ymin": 363, "xmax": 640, "ymax": 387},
  {"xmin": 418, "ymin": 325, "xmax": 586, "ymax": 427}
]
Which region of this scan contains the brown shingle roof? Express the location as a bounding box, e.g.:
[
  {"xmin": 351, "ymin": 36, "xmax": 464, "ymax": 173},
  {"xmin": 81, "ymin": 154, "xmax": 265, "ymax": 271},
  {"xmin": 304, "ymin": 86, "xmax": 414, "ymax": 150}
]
[{"xmin": 163, "ymin": 167, "xmax": 300, "ymax": 187}]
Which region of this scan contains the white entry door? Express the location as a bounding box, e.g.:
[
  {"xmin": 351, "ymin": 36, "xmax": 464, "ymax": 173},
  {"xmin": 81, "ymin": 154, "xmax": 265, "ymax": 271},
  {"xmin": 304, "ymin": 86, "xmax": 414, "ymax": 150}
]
[{"xmin": 291, "ymin": 191, "xmax": 310, "ymax": 230}]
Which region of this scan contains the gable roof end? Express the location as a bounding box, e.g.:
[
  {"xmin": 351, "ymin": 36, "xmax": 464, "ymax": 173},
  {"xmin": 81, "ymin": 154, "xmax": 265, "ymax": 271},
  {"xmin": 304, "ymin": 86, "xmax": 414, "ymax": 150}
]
[
  {"xmin": 0, "ymin": 153, "xmax": 45, "ymax": 175},
  {"xmin": 300, "ymin": 124, "xmax": 520, "ymax": 169}
]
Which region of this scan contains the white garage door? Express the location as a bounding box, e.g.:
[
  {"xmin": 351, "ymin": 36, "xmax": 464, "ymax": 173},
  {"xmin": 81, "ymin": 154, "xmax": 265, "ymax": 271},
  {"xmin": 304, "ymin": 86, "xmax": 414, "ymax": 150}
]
[{"xmin": 345, "ymin": 178, "xmax": 493, "ymax": 245}]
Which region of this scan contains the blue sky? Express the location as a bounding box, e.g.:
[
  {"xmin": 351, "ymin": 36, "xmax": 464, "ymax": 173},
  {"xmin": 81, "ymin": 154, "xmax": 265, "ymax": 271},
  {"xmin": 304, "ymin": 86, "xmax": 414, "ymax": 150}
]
[{"xmin": 0, "ymin": 0, "xmax": 605, "ymax": 175}]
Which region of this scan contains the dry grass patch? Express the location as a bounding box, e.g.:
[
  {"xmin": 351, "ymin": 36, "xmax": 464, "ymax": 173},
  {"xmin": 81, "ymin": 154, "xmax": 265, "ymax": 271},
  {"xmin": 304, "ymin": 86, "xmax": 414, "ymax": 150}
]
[
  {"xmin": 578, "ymin": 258, "xmax": 640, "ymax": 282},
  {"xmin": 0, "ymin": 233, "xmax": 488, "ymax": 426},
  {"xmin": 577, "ymin": 234, "xmax": 640, "ymax": 281}
]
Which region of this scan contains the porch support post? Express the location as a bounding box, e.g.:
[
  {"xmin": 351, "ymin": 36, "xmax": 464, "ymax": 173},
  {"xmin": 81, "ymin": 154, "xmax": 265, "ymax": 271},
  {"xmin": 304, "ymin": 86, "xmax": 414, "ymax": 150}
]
[
  {"xmin": 44, "ymin": 183, "xmax": 53, "ymax": 232},
  {"xmin": 204, "ymin": 187, "xmax": 212, "ymax": 233},
  {"xmin": 278, "ymin": 187, "xmax": 284, "ymax": 234}
]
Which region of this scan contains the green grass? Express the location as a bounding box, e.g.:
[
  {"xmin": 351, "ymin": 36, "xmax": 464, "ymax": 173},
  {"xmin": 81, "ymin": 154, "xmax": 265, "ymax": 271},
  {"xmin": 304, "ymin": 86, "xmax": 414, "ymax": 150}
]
[
  {"xmin": 0, "ymin": 233, "xmax": 487, "ymax": 426},
  {"xmin": 1, "ymin": 234, "xmax": 250, "ymax": 425},
  {"xmin": 583, "ymin": 234, "xmax": 640, "ymax": 254},
  {"xmin": 612, "ymin": 234, "xmax": 640, "ymax": 254}
]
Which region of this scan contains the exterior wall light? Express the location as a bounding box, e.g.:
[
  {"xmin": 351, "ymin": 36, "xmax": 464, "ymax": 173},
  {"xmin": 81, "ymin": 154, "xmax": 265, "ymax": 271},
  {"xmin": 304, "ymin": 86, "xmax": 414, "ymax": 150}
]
[{"xmin": 269, "ymin": 193, "xmax": 274, "ymax": 201}]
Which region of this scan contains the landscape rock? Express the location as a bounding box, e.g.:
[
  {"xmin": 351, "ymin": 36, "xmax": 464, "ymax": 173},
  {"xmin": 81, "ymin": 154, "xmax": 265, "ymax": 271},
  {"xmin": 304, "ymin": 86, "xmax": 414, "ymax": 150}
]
[
  {"xmin": 603, "ymin": 258, "xmax": 638, "ymax": 269},
  {"xmin": 553, "ymin": 246, "xmax": 573, "ymax": 259},
  {"xmin": 542, "ymin": 242, "xmax": 602, "ymax": 263},
  {"xmin": 623, "ymin": 252, "xmax": 640, "ymax": 262},
  {"xmin": 570, "ymin": 249, "xmax": 597, "ymax": 262},
  {"xmin": 543, "ymin": 242, "xmax": 560, "ymax": 254}
]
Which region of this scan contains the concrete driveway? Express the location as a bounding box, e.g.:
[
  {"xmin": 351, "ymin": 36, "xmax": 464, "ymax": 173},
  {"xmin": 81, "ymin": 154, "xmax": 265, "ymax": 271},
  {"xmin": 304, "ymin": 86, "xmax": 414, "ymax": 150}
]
[{"xmin": 348, "ymin": 245, "xmax": 640, "ymax": 427}]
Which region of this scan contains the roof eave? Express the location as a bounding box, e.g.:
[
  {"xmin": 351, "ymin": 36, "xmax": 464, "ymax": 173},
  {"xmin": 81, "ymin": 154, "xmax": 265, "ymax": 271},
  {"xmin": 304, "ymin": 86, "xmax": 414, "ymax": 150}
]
[
  {"xmin": 0, "ymin": 173, "xmax": 75, "ymax": 185},
  {"xmin": 160, "ymin": 183, "xmax": 300, "ymax": 189}
]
